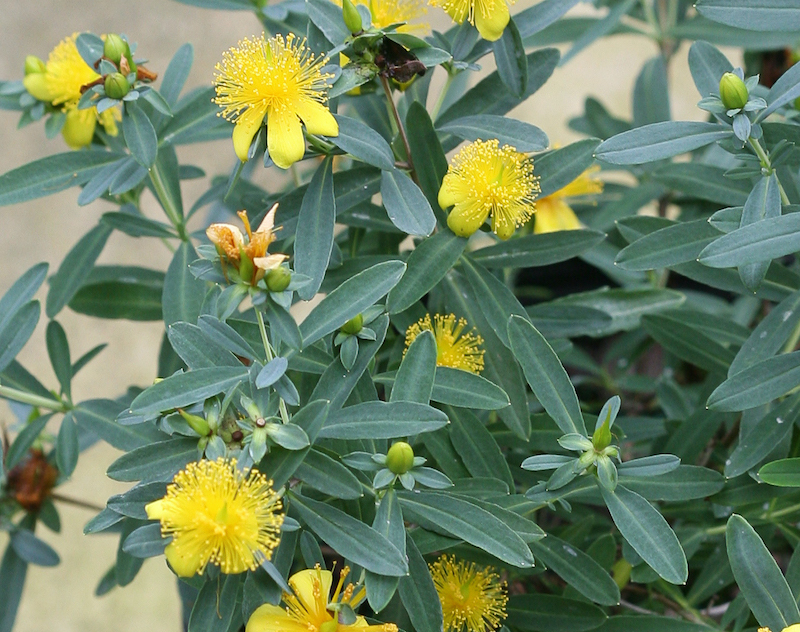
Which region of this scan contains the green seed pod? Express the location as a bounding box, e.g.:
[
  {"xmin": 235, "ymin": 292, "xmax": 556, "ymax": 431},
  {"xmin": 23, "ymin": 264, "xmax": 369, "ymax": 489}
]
[
  {"xmin": 266, "ymin": 266, "xmax": 291, "ymax": 292},
  {"xmin": 386, "ymin": 441, "xmax": 414, "ymax": 475},
  {"xmin": 719, "ymin": 72, "xmax": 748, "ymax": 110},
  {"xmin": 104, "ymin": 72, "xmax": 130, "ymax": 99},
  {"xmin": 104, "ymin": 34, "xmax": 130, "ymax": 65},
  {"xmin": 342, "ymin": 0, "xmax": 363, "ymax": 35},
  {"xmin": 24, "ymin": 56, "xmax": 46, "ymax": 75},
  {"xmin": 340, "ymin": 313, "xmax": 364, "ymax": 335},
  {"xmin": 179, "ymin": 409, "xmax": 211, "ymax": 437}
]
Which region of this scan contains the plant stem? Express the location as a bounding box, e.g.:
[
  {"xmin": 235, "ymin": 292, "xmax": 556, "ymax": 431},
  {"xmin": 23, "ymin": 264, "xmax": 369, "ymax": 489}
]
[
  {"xmin": 50, "ymin": 493, "xmax": 105, "ymax": 512},
  {"xmin": 0, "ymin": 385, "xmax": 67, "ymax": 413},
  {"xmin": 255, "ymin": 308, "xmax": 291, "ymax": 425},
  {"xmin": 149, "ymin": 162, "xmax": 186, "ymax": 239},
  {"xmin": 430, "ymin": 71, "xmax": 455, "ymax": 122},
  {"xmin": 749, "ymin": 137, "xmax": 792, "ymax": 205},
  {"xmin": 380, "ymin": 75, "xmax": 416, "ymax": 182}
]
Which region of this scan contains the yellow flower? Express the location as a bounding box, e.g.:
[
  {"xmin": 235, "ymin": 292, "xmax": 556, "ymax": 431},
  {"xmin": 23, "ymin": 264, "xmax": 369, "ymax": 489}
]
[
  {"xmin": 247, "ymin": 566, "xmax": 399, "ymax": 632},
  {"xmin": 214, "ymin": 33, "xmax": 338, "ymax": 168},
  {"xmin": 534, "ymin": 166, "xmax": 603, "ymax": 234},
  {"xmin": 333, "ymin": 0, "xmax": 428, "ymax": 32},
  {"xmin": 430, "ymin": 0, "xmax": 511, "ymax": 41},
  {"xmin": 405, "ymin": 314, "xmax": 485, "ymax": 374},
  {"xmin": 23, "ymin": 33, "xmax": 120, "ymax": 148},
  {"xmin": 145, "ymin": 458, "xmax": 283, "ymax": 577},
  {"xmin": 759, "ymin": 627, "xmax": 800, "ymax": 632},
  {"xmin": 206, "ymin": 204, "xmax": 288, "ymax": 285},
  {"xmin": 439, "ymin": 139, "xmax": 539, "ymax": 240},
  {"xmin": 430, "ymin": 555, "xmax": 508, "ymax": 632}
]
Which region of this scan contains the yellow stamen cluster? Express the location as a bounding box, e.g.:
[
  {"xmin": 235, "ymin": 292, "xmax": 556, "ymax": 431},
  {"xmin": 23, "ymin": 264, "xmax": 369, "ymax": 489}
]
[
  {"xmin": 439, "ymin": 139, "xmax": 539, "ymax": 241},
  {"xmin": 405, "ymin": 314, "xmax": 485, "ymax": 374},
  {"xmin": 534, "ymin": 166, "xmax": 603, "ymax": 235},
  {"xmin": 430, "ymin": 0, "xmax": 512, "ymax": 41},
  {"xmin": 430, "ymin": 555, "xmax": 508, "ymax": 632},
  {"xmin": 247, "ymin": 566, "xmax": 399, "ymax": 632},
  {"xmin": 214, "ymin": 33, "xmax": 338, "ymax": 167},
  {"xmin": 145, "ymin": 458, "xmax": 283, "ymax": 577}
]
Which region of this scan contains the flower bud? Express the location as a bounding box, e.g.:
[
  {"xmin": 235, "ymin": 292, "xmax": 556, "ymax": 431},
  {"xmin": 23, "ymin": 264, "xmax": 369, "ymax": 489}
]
[
  {"xmin": 386, "ymin": 441, "xmax": 414, "ymax": 475},
  {"xmin": 104, "ymin": 34, "xmax": 130, "ymax": 65},
  {"xmin": 340, "ymin": 313, "xmax": 363, "ymax": 335},
  {"xmin": 104, "ymin": 72, "xmax": 130, "ymax": 100},
  {"xmin": 592, "ymin": 417, "xmax": 612, "ymax": 451},
  {"xmin": 342, "ymin": 0, "xmax": 363, "ymax": 35},
  {"xmin": 266, "ymin": 266, "xmax": 291, "ymax": 292},
  {"xmin": 179, "ymin": 409, "xmax": 211, "ymax": 437},
  {"xmin": 24, "ymin": 56, "xmax": 46, "ymax": 75},
  {"xmin": 719, "ymin": 72, "xmax": 748, "ymax": 110},
  {"xmin": 238, "ymin": 246, "xmax": 255, "ymax": 285}
]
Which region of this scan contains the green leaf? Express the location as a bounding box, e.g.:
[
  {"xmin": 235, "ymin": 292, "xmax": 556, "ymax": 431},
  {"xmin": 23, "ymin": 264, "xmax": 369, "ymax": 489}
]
[
  {"xmin": 760, "ymin": 58, "xmax": 800, "ymax": 121},
  {"xmin": 149, "ymin": 145, "xmax": 184, "ymax": 218},
  {"xmin": 46, "ymin": 223, "xmax": 113, "ymax": 318},
  {"xmin": 697, "ymin": 0, "xmax": 800, "ymax": 33},
  {"xmin": 438, "ymin": 115, "xmax": 548, "ymax": 152},
  {"xmin": 0, "ymin": 544, "xmax": 27, "ymax": 632},
  {"xmin": 317, "ymin": 401, "xmax": 449, "ymax": 439},
  {"xmin": 290, "ymin": 493, "xmax": 408, "ymax": 576},
  {"xmin": 387, "ymin": 229, "xmax": 466, "ymax": 314},
  {"xmin": 760, "ymin": 458, "xmax": 800, "ymax": 486},
  {"xmin": 399, "ymin": 534, "xmax": 443, "ymax": 632},
  {"xmin": 366, "ymin": 490, "xmax": 405, "ymax": 611},
  {"xmin": 45, "ymin": 320, "xmax": 71, "ymax": 399},
  {"xmin": 391, "ymin": 330, "xmax": 436, "ymax": 404},
  {"xmin": 73, "ymin": 399, "xmax": 163, "ymax": 451},
  {"xmin": 620, "ymin": 466, "xmax": 725, "ymax": 501},
  {"xmin": 633, "ymin": 56, "xmax": 670, "ymax": 127},
  {"xmin": 0, "ymin": 301, "xmax": 40, "ymax": 374},
  {"xmin": 167, "ymin": 322, "xmax": 239, "ymax": 370},
  {"xmin": 398, "ymin": 491, "xmax": 535, "ymax": 567},
  {"xmin": 653, "ymin": 163, "xmax": 751, "ymax": 206},
  {"xmin": 123, "ymin": 103, "xmax": 158, "ymax": 167},
  {"xmin": 448, "ymin": 406, "xmax": 514, "ymax": 488},
  {"xmin": 106, "ymin": 437, "xmax": 199, "ymax": 482},
  {"xmin": 331, "ymin": 115, "xmax": 395, "ymax": 171},
  {"xmin": 507, "ymin": 595, "xmax": 607, "ymax": 632},
  {"xmin": 0, "ymin": 263, "xmax": 47, "ymax": 333},
  {"xmin": 295, "ymin": 449, "xmax": 363, "ymax": 500},
  {"xmin": 102, "ymin": 210, "xmax": 177, "ymax": 238},
  {"xmin": 129, "ymin": 366, "xmax": 248, "ymax": 416},
  {"xmin": 642, "ymin": 313, "xmax": 735, "ymax": 373},
  {"xmin": 295, "ymin": 157, "xmax": 335, "ymax": 300},
  {"xmin": 492, "ymin": 18, "xmax": 527, "ymax": 98},
  {"xmin": 594, "ymin": 616, "xmax": 717, "ymax": 632},
  {"xmin": 380, "ymin": 169, "xmax": 436, "ymax": 237},
  {"xmin": 300, "ymin": 260, "xmax": 405, "ymax": 346},
  {"xmin": 10, "ymin": 529, "xmax": 59, "ymax": 567},
  {"xmin": 527, "ymin": 304, "xmax": 611, "ymax": 339},
  {"xmin": 122, "ymin": 523, "xmax": 168, "ymax": 558},
  {"xmin": 0, "ymin": 150, "xmax": 123, "ymax": 206},
  {"xmin": 600, "ymin": 484, "xmax": 687, "ymax": 584},
  {"xmin": 529, "ymin": 535, "xmax": 620, "ymax": 606},
  {"xmin": 726, "ymin": 513, "xmax": 800, "ymax": 630},
  {"xmin": 708, "ymin": 352, "xmax": 800, "ymax": 411},
  {"xmin": 159, "ymin": 43, "xmax": 194, "ymax": 108},
  {"xmin": 69, "ymin": 266, "xmax": 164, "ymax": 321},
  {"xmin": 472, "ymin": 230, "xmax": 605, "ymax": 268},
  {"xmin": 162, "ymin": 242, "xmax": 205, "ymax": 327},
  {"xmin": 188, "ymin": 574, "xmax": 241, "ymax": 632},
  {"xmin": 687, "ymin": 41, "xmax": 732, "ymax": 98},
  {"xmin": 701, "ymin": 212, "xmax": 800, "ymax": 269},
  {"xmin": 160, "ymin": 87, "xmax": 230, "ymax": 145},
  {"xmin": 595, "ymin": 121, "xmax": 730, "ymax": 165},
  {"xmin": 536, "ymin": 139, "xmax": 601, "ymax": 198},
  {"xmin": 306, "ymin": 0, "xmax": 349, "ymax": 45},
  {"xmin": 508, "ymin": 315, "xmax": 586, "ymax": 436},
  {"xmin": 432, "ymin": 367, "xmax": 510, "ymax": 410},
  {"xmin": 405, "ymin": 102, "xmax": 448, "ymax": 223},
  {"xmin": 56, "ymin": 414, "xmax": 79, "ymax": 478},
  {"xmin": 616, "ymin": 219, "xmax": 722, "ymax": 271},
  {"xmin": 726, "ymin": 394, "xmax": 800, "ymax": 478}
]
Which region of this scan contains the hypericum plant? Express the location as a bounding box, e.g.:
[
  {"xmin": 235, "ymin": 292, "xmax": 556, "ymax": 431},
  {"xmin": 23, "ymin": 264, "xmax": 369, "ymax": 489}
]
[{"xmin": 6, "ymin": 1, "xmax": 800, "ymax": 632}]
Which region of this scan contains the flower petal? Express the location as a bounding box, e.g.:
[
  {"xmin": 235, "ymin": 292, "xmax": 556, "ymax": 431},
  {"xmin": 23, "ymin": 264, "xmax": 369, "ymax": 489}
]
[
  {"xmin": 62, "ymin": 107, "xmax": 97, "ymax": 148},
  {"xmin": 164, "ymin": 541, "xmax": 205, "ymax": 577},
  {"xmin": 256, "ymin": 203, "xmax": 279, "ymax": 234},
  {"xmin": 534, "ymin": 199, "xmax": 581, "ymax": 234},
  {"xmin": 289, "ymin": 568, "xmax": 332, "ymax": 618},
  {"xmin": 267, "ymin": 109, "xmax": 305, "ymax": 170},
  {"xmin": 296, "ymin": 99, "xmax": 339, "ymax": 137},
  {"xmin": 232, "ymin": 106, "xmax": 266, "ymax": 162},
  {"xmin": 475, "ymin": 0, "xmax": 509, "ymax": 41},
  {"xmin": 438, "ymin": 173, "xmax": 464, "ymax": 210},
  {"xmin": 447, "ymin": 201, "xmax": 489, "ymax": 238},
  {"xmin": 246, "ymin": 604, "xmax": 308, "ymax": 632},
  {"xmin": 145, "ymin": 499, "xmax": 165, "ymax": 520},
  {"xmin": 23, "ymin": 73, "xmax": 56, "ymax": 102},
  {"xmin": 254, "ymin": 253, "xmax": 288, "ymax": 272}
]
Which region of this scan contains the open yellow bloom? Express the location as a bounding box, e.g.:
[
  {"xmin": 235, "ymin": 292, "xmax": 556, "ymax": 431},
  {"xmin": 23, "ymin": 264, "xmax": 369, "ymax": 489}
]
[
  {"xmin": 405, "ymin": 314, "xmax": 485, "ymax": 374},
  {"xmin": 23, "ymin": 33, "xmax": 120, "ymax": 148},
  {"xmin": 206, "ymin": 204, "xmax": 288, "ymax": 285},
  {"xmin": 439, "ymin": 139, "xmax": 539, "ymax": 240},
  {"xmin": 759, "ymin": 627, "xmax": 800, "ymax": 632},
  {"xmin": 214, "ymin": 33, "xmax": 338, "ymax": 168},
  {"xmin": 247, "ymin": 566, "xmax": 399, "ymax": 632},
  {"xmin": 145, "ymin": 458, "xmax": 283, "ymax": 577},
  {"xmin": 534, "ymin": 166, "xmax": 603, "ymax": 234},
  {"xmin": 430, "ymin": 0, "xmax": 511, "ymax": 41},
  {"xmin": 333, "ymin": 0, "xmax": 428, "ymax": 32},
  {"xmin": 430, "ymin": 555, "xmax": 508, "ymax": 632}
]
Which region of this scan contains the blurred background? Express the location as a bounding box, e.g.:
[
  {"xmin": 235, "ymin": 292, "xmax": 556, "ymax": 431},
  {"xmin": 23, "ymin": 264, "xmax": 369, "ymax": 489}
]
[{"xmin": 0, "ymin": 1, "xmax": 721, "ymax": 630}]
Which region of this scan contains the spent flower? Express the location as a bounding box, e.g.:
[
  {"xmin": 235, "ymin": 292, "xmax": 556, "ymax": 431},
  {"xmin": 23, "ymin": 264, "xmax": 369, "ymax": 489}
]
[
  {"xmin": 214, "ymin": 33, "xmax": 338, "ymax": 168},
  {"xmin": 405, "ymin": 314, "xmax": 485, "ymax": 374}
]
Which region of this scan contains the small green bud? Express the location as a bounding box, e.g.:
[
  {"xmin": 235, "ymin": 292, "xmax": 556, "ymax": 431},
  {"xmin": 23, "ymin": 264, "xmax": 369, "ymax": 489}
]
[
  {"xmin": 577, "ymin": 450, "xmax": 595, "ymax": 469},
  {"xmin": 386, "ymin": 441, "xmax": 415, "ymax": 475},
  {"xmin": 104, "ymin": 72, "xmax": 130, "ymax": 100},
  {"xmin": 103, "ymin": 34, "xmax": 130, "ymax": 65},
  {"xmin": 266, "ymin": 266, "xmax": 291, "ymax": 292},
  {"xmin": 238, "ymin": 247, "xmax": 255, "ymax": 285},
  {"xmin": 24, "ymin": 56, "xmax": 46, "ymax": 75},
  {"xmin": 794, "ymin": 96, "xmax": 800, "ymax": 110},
  {"xmin": 719, "ymin": 72, "xmax": 748, "ymax": 110},
  {"xmin": 340, "ymin": 313, "xmax": 363, "ymax": 335},
  {"xmin": 592, "ymin": 416, "xmax": 612, "ymax": 451},
  {"xmin": 342, "ymin": 0, "xmax": 363, "ymax": 35},
  {"xmin": 178, "ymin": 409, "xmax": 211, "ymax": 436},
  {"xmin": 612, "ymin": 558, "xmax": 632, "ymax": 590}
]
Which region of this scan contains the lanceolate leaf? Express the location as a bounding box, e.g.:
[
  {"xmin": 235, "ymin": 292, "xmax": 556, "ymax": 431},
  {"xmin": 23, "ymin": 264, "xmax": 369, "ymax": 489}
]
[
  {"xmin": 295, "ymin": 157, "xmax": 335, "ymax": 300},
  {"xmin": 596, "ymin": 121, "xmax": 730, "ymax": 164}
]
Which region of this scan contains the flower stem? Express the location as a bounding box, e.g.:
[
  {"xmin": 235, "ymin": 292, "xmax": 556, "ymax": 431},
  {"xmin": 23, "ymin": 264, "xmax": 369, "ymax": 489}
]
[
  {"xmin": 255, "ymin": 308, "xmax": 291, "ymax": 424},
  {"xmin": 0, "ymin": 385, "xmax": 67, "ymax": 413},
  {"xmin": 431, "ymin": 71, "xmax": 455, "ymax": 122},
  {"xmin": 749, "ymin": 137, "xmax": 792, "ymax": 205},
  {"xmin": 149, "ymin": 162, "xmax": 187, "ymax": 240},
  {"xmin": 380, "ymin": 75, "xmax": 417, "ymax": 182}
]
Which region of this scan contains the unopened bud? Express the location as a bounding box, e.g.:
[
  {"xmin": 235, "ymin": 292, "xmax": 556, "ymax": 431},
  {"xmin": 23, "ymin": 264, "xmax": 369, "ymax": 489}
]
[
  {"xmin": 342, "ymin": 0, "xmax": 363, "ymax": 35},
  {"xmin": 24, "ymin": 56, "xmax": 46, "ymax": 75},
  {"xmin": 103, "ymin": 34, "xmax": 129, "ymax": 65},
  {"xmin": 266, "ymin": 266, "xmax": 291, "ymax": 292},
  {"xmin": 719, "ymin": 72, "xmax": 748, "ymax": 110},
  {"xmin": 104, "ymin": 72, "xmax": 130, "ymax": 99},
  {"xmin": 340, "ymin": 313, "xmax": 363, "ymax": 335},
  {"xmin": 238, "ymin": 247, "xmax": 255, "ymax": 285},
  {"xmin": 592, "ymin": 417, "xmax": 612, "ymax": 451},
  {"xmin": 386, "ymin": 441, "xmax": 414, "ymax": 475},
  {"xmin": 179, "ymin": 409, "xmax": 211, "ymax": 436}
]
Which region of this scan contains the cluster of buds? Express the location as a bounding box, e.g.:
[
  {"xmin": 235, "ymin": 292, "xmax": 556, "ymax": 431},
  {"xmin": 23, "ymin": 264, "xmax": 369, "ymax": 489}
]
[
  {"xmin": 698, "ymin": 69, "xmax": 767, "ymax": 143},
  {"xmin": 343, "ymin": 441, "xmax": 453, "ymax": 491}
]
